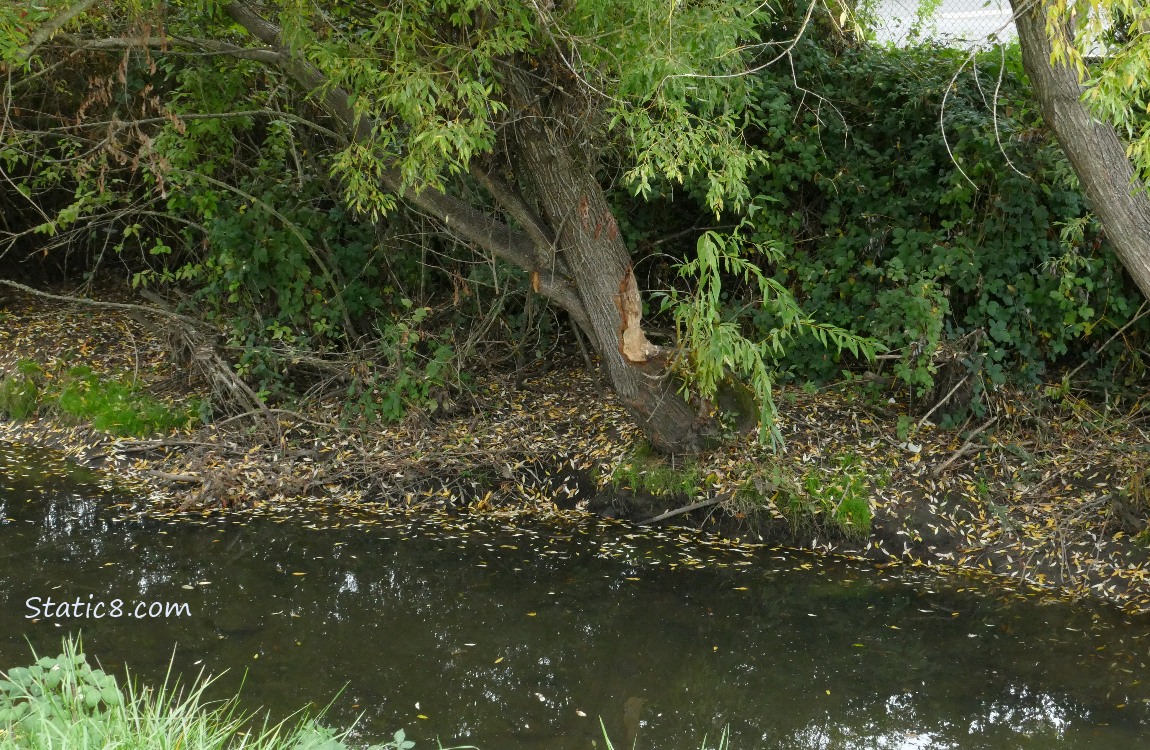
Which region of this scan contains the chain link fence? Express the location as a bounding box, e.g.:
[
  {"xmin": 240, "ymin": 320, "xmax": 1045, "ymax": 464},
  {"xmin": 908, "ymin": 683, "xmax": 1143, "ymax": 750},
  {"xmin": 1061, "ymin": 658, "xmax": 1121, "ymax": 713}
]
[{"xmin": 869, "ymin": 0, "xmax": 1017, "ymax": 47}]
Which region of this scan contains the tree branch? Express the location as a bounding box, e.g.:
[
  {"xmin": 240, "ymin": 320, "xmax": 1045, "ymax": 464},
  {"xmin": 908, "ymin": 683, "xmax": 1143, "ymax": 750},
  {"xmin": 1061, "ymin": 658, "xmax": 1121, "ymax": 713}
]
[
  {"xmin": 54, "ymin": 33, "xmax": 282, "ymax": 64},
  {"xmin": 16, "ymin": 0, "xmax": 100, "ymax": 62},
  {"xmin": 469, "ymin": 166, "xmax": 555, "ymax": 255},
  {"xmin": 46, "ymin": 110, "xmax": 340, "ymax": 140},
  {"xmin": 221, "ymin": 0, "xmax": 591, "ymax": 331},
  {"xmin": 0, "ymin": 277, "xmax": 206, "ymax": 329}
]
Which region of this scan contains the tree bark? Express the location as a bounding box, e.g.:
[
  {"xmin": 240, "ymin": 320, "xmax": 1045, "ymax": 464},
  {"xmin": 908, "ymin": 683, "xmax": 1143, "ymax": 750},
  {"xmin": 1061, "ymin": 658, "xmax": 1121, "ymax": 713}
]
[
  {"xmin": 1010, "ymin": 0, "xmax": 1150, "ymax": 301},
  {"xmin": 510, "ymin": 103, "xmax": 708, "ymax": 453}
]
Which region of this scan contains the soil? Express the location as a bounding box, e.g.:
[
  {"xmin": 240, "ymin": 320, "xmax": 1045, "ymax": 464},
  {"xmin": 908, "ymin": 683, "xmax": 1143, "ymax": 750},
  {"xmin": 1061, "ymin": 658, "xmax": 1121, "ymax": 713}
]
[{"xmin": 2, "ymin": 288, "xmax": 1149, "ymax": 612}]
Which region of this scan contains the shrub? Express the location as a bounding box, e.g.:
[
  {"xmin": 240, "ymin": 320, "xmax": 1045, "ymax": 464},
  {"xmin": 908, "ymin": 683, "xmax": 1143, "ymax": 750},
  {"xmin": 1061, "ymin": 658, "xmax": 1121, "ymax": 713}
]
[
  {"xmin": 737, "ymin": 38, "xmax": 1148, "ymax": 391},
  {"xmin": 616, "ymin": 33, "xmax": 1149, "ymax": 398}
]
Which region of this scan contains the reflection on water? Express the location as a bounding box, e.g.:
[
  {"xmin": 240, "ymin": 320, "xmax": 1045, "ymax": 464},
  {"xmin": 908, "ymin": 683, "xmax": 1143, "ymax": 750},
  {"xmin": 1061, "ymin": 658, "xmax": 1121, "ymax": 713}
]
[{"xmin": 2, "ymin": 441, "xmax": 1149, "ymax": 749}]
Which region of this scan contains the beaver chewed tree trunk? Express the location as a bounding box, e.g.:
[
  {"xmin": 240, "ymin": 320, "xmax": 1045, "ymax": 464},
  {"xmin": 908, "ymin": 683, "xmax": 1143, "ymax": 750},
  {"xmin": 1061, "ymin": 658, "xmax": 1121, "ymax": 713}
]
[
  {"xmin": 503, "ymin": 72, "xmax": 708, "ymax": 453},
  {"xmin": 510, "ymin": 138, "xmax": 708, "ymax": 452},
  {"xmin": 220, "ymin": 3, "xmax": 713, "ymax": 454}
]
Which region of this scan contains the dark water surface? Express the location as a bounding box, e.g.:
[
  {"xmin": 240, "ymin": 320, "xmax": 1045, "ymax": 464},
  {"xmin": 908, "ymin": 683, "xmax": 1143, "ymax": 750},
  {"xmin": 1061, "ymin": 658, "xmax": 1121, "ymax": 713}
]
[{"xmin": 2, "ymin": 441, "xmax": 1149, "ymax": 749}]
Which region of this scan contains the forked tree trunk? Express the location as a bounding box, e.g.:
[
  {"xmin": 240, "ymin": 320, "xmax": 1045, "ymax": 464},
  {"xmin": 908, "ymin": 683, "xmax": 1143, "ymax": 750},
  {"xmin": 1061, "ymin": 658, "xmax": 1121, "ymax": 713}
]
[{"xmin": 1010, "ymin": 0, "xmax": 1150, "ymax": 301}]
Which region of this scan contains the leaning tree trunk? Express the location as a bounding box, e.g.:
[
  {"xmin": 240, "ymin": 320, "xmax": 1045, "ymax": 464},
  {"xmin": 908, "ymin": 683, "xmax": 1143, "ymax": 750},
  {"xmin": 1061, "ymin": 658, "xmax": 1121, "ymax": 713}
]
[
  {"xmin": 1010, "ymin": 0, "xmax": 1150, "ymax": 301},
  {"xmin": 510, "ymin": 105, "xmax": 708, "ymax": 453}
]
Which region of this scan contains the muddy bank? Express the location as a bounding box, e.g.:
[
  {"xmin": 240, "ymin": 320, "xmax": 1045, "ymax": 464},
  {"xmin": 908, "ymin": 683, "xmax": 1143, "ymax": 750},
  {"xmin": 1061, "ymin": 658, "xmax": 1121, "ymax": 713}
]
[{"xmin": 1, "ymin": 290, "xmax": 1148, "ymax": 612}]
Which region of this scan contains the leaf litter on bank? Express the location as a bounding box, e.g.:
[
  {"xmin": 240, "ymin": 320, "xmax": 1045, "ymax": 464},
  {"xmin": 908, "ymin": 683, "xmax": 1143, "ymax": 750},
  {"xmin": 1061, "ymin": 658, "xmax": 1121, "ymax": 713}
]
[{"xmin": 2, "ymin": 291, "xmax": 1150, "ymax": 612}]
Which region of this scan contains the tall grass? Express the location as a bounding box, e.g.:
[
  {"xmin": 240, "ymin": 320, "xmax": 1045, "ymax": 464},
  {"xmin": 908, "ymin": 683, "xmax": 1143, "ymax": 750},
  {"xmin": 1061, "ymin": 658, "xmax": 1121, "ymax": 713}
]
[
  {"xmin": 0, "ymin": 639, "xmax": 411, "ymax": 750},
  {"xmin": 1, "ymin": 640, "xmax": 724, "ymax": 750}
]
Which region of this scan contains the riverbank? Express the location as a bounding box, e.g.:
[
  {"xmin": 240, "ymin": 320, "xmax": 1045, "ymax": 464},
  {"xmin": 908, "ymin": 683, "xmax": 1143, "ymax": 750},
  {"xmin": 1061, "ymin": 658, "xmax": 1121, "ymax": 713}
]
[{"xmin": 2, "ymin": 289, "xmax": 1148, "ymax": 612}]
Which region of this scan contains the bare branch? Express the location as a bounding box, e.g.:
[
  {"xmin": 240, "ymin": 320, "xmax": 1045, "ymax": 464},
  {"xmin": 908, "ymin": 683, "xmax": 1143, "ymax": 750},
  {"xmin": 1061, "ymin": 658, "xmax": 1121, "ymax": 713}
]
[
  {"xmin": 54, "ymin": 33, "xmax": 283, "ymax": 64},
  {"xmin": 16, "ymin": 0, "xmax": 100, "ymax": 62},
  {"xmin": 0, "ymin": 278, "xmax": 207, "ymax": 329}
]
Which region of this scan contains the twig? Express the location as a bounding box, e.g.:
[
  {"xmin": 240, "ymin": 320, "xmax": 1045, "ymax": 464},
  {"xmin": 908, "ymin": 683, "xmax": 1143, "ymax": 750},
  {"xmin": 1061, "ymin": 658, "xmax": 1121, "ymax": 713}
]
[
  {"xmin": 0, "ymin": 278, "xmax": 207, "ymax": 329},
  {"xmin": 933, "ymin": 416, "xmax": 999, "ymax": 476},
  {"xmin": 918, "ymin": 373, "xmax": 971, "ymax": 428},
  {"xmin": 142, "ymin": 470, "xmax": 202, "ymax": 483},
  {"xmin": 1065, "ymin": 300, "xmax": 1150, "ymax": 382},
  {"xmin": 115, "ymin": 438, "xmax": 240, "ymax": 451},
  {"xmin": 570, "ymin": 318, "xmax": 601, "ymax": 391},
  {"xmin": 639, "ymin": 499, "xmax": 720, "ymax": 525},
  {"xmin": 214, "ymin": 407, "xmax": 338, "ymax": 430}
]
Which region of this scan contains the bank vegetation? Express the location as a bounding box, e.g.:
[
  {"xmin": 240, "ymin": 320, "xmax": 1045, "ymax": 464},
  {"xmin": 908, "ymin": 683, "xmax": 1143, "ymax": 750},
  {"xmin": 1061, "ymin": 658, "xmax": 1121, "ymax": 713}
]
[{"xmin": 1, "ymin": 1, "xmax": 1149, "ymax": 608}]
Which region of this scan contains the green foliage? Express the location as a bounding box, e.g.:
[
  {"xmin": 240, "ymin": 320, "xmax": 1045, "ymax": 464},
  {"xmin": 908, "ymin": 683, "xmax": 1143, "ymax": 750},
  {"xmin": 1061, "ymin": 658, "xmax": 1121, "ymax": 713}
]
[
  {"xmin": 0, "ymin": 643, "xmax": 123, "ymax": 733},
  {"xmin": 609, "ymin": 441, "xmax": 701, "ymax": 498},
  {"xmin": 1045, "ymin": 0, "xmax": 1150, "ymax": 187},
  {"xmin": 142, "ymin": 97, "xmax": 382, "ymax": 350},
  {"xmin": 0, "ymin": 360, "xmax": 199, "ymax": 436},
  {"xmin": 732, "ymin": 37, "xmax": 1148, "ymax": 390},
  {"xmin": 729, "ymin": 462, "xmax": 801, "ymax": 526},
  {"xmin": 659, "ymin": 222, "xmax": 880, "ymax": 448},
  {"xmin": 54, "ymin": 366, "xmax": 199, "ymax": 436},
  {"xmin": 0, "ymin": 638, "xmax": 422, "ymax": 750},
  {"xmin": 0, "ymin": 6, "xmax": 34, "ymax": 66},
  {"xmin": 274, "ymin": 0, "xmax": 769, "ymax": 215},
  {"xmin": 345, "ymin": 303, "xmax": 458, "ymax": 424},
  {"xmin": 0, "ymin": 361, "xmax": 42, "ymax": 420},
  {"xmin": 19, "ymin": 0, "xmax": 1146, "ymax": 449},
  {"xmin": 822, "ymin": 454, "xmax": 875, "ymax": 540},
  {"xmin": 740, "ymin": 453, "xmax": 876, "ymax": 541},
  {"xmin": 1, "ymin": 0, "xmax": 853, "ymax": 445}
]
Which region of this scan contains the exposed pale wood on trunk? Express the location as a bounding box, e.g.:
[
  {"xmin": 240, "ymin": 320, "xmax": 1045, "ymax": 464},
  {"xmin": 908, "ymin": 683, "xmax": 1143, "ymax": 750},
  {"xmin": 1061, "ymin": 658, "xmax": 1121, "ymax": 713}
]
[{"xmin": 615, "ymin": 266, "xmax": 663, "ymax": 364}]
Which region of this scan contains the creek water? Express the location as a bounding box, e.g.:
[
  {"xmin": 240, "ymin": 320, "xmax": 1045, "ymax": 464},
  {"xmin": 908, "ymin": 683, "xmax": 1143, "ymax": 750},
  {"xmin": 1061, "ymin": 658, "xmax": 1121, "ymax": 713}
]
[{"xmin": 1, "ymin": 441, "xmax": 1149, "ymax": 749}]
